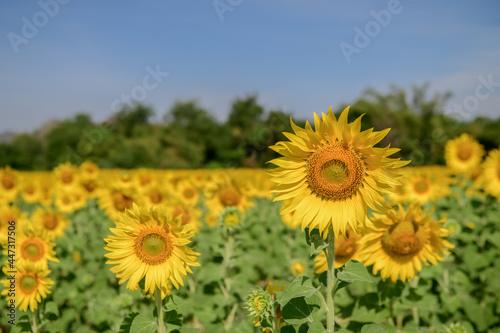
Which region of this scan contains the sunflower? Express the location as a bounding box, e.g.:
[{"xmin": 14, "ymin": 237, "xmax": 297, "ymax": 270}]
[
  {"xmin": 0, "ymin": 166, "xmax": 19, "ymax": 203},
  {"xmin": 445, "ymin": 133, "xmax": 484, "ymax": 175},
  {"xmin": 9, "ymin": 229, "xmax": 59, "ymax": 270},
  {"xmin": 54, "ymin": 162, "xmax": 79, "ymax": 189},
  {"xmin": 54, "ymin": 190, "xmax": 78, "ymax": 214},
  {"xmin": 290, "ymin": 261, "xmax": 306, "ymax": 276},
  {"xmin": 0, "ymin": 204, "xmax": 28, "ymax": 244},
  {"xmin": 358, "ymin": 203, "xmax": 454, "ymax": 282},
  {"xmin": 404, "ymin": 168, "xmax": 448, "ymax": 205},
  {"xmin": 31, "ymin": 207, "xmax": 70, "ymax": 240},
  {"xmin": 143, "ymin": 185, "xmax": 168, "ymax": 209},
  {"xmin": 167, "ymin": 201, "xmax": 202, "ymax": 232},
  {"xmin": 313, "ymin": 225, "xmax": 361, "ymax": 273},
  {"xmin": 218, "ymin": 206, "xmax": 243, "ymax": 230},
  {"xmin": 79, "ymin": 160, "xmax": 99, "ymax": 179},
  {"xmin": 20, "ymin": 179, "xmax": 40, "ymax": 204},
  {"xmin": 482, "ymin": 148, "xmax": 500, "ymax": 199},
  {"xmin": 176, "ymin": 181, "xmax": 200, "ymax": 207},
  {"xmin": 104, "ymin": 204, "xmax": 200, "ymax": 297},
  {"xmin": 1, "ymin": 261, "xmax": 54, "ymax": 312},
  {"xmin": 268, "ymin": 106, "xmax": 409, "ymax": 237},
  {"xmin": 205, "ymin": 181, "xmax": 254, "ymax": 216},
  {"xmin": 98, "ymin": 185, "xmax": 139, "ymax": 221}
]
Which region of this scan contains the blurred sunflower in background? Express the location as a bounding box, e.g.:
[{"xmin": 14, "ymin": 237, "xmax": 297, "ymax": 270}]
[
  {"xmin": 482, "ymin": 147, "xmax": 500, "ymax": 199},
  {"xmin": 98, "ymin": 185, "xmax": 139, "ymax": 221},
  {"xmin": 358, "ymin": 203, "xmax": 454, "ymax": 282},
  {"xmin": 268, "ymin": 106, "xmax": 409, "ymax": 237},
  {"xmin": 31, "ymin": 207, "xmax": 70, "ymax": 240},
  {"xmin": 1, "ymin": 261, "xmax": 54, "ymax": 312},
  {"xmin": 104, "ymin": 204, "xmax": 200, "ymax": 298},
  {"xmin": 313, "ymin": 225, "xmax": 361, "ymax": 273},
  {"xmin": 404, "ymin": 167, "xmax": 449, "ymax": 205},
  {"xmin": 0, "ymin": 205, "xmax": 28, "ymax": 243},
  {"xmin": 445, "ymin": 133, "xmax": 484, "ymax": 175},
  {"xmin": 0, "ymin": 166, "xmax": 19, "ymax": 203},
  {"xmin": 54, "ymin": 162, "xmax": 79, "ymax": 189}
]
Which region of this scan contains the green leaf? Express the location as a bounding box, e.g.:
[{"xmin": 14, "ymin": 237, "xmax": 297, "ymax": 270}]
[
  {"xmin": 15, "ymin": 315, "xmax": 31, "ymax": 333},
  {"xmin": 164, "ymin": 309, "xmax": 183, "ymax": 327},
  {"xmin": 44, "ymin": 301, "xmax": 59, "ymax": 320},
  {"xmin": 130, "ymin": 314, "xmax": 158, "ymax": 333},
  {"xmin": 281, "ymin": 296, "xmax": 321, "ymax": 325},
  {"xmin": 119, "ymin": 312, "xmax": 140, "ymax": 333},
  {"xmin": 307, "ymin": 321, "xmax": 326, "ymax": 333},
  {"xmin": 164, "ymin": 295, "xmax": 185, "ymax": 311},
  {"xmin": 277, "ymin": 276, "xmax": 321, "ymax": 306},
  {"xmin": 361, "ymin": 324, "xmax": 387, "ymax": 333},
  {"xmin": 337, "ymin": 260, "xmax": 372, "ymax": 283}
]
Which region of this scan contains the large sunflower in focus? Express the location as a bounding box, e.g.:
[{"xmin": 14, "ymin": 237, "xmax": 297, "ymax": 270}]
[
  {"xmin": 358, "ymin": 203, "xmax": 454, "ymax": 282},
  {"xmin": 268, "ymin": 106, "xmax": 409, "ymax": 237},
  {"xmin": 483, "ymin": 147, "xmax": 500, "ymax": 199},
  {"xmin": 445, "ymin": 133, "xmax": 484, "ymax": 174},
  {"xmin": 104, "ymin": 204, "xmax": 200, "ymax": 298}
]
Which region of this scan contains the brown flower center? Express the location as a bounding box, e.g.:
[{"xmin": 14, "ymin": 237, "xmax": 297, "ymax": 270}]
[
  {"xmin": 382, "ymin": 220, "xmax": 426, "ymax": 257},
  {"xmin": 22, "ymin": 239, "xmax": 45, "ymax": 261},
  {"xmin": 219, "ymin": 186, "xmax": 241, "ymax": 206},
  {"xmin": 335, "ymin": 231, "xmax": 358, "ymax": 262},
  {"xmin": 83, "ymin": 180, "xmax": 97, "ymax": 193},
  {"xmin": 306, "ymin": 142, "xmax": 365, "ymax": 200},
  {"xmin": 413, "ymin": 179, "xmax": 429, "ymax": 194},
  {"xmin": 457, "ymin": 144, "xmax": 472, "ymax": 161},
  {"xmin": 112, "ymin": 193, "xmax": 133, "ymax": 212},
  {"xmin": 24, "ymin": 185, "xmax": 35, "ymax": 195},
  {"xmin": 173, "ymin": 207, "xmax": 190, "ymax": 225},
  {"xmin": 2, "ymin": 175, "xmax": 15, "ymax": 190},
  {"xmin": 183, "ymin": 187, "xmax": 196, "ymax": 199},
  {"xmin": 43, "ymin": 214, "xmax": 58, "ymax": 230},
  {"xmin": 61, "ymin": 171, "xmax": 74, "ymax": 184},
  {"xmin": 149, "ymin": 190, "xmax": 163, "ymax": 204},
  {"xmin": 134, "ymin": 228, "xmax": 173, "ymax": 265},
  {"xmin": 20, "ymin": 275, "xmax": 38, "ymax": 294}
]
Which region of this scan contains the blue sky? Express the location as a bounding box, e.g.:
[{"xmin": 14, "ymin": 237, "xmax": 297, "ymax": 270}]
[{"xmin": 1, "ymin": 0, "xmax": 499, "ymax": 132}]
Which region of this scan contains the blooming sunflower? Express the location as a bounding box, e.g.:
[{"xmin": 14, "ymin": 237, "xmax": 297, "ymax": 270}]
[
  {"xmin": 31, "ymin": 207, "xmax": 70, "ymax": 240},
  {"xmin": 358, "ymin": 203, "xmax": 454, "ymax": 282},
  {"xmin": 0, "ymin": 166, "xmax": 19, "ymax": 203},
  {"xmin": 290, "ymin": 261, "xmax": 306, "ymax": 276},
  {"xmin": 482, "ymin": 147, "xmax": 500, "ymax": 199},
  {"xmin": 143, "ymin": 185, "xmax": 168, "ymax": 209},
  {"xmin": 167, "ymin": 201, "xmax": 202, "ymax": 232},
  {"xmin": 9, "ymin": 229, "xmax": 59, "ymax": 270},
  {"xmin": 98, "ymin": 185, "xmax": 139, "ymax": 221},
  {"xmin": 445, "ymin": 133, "xmax": 484, "ymax": 175},
  {"xmin": 0, "ymin": 204, "xmax": 28, "ymax": 244},
  {"xmin": 404, "ymin": 167, "xmax": 448, "ymax": 205},
  {"xmin": 268, "ymin": 106, "xmax": 409, "ymax": 237},
  {"xmin": 176, "ymin": 180, "xmax": 200, "ymax": 207},
  {"xmin": 20, "ymin": 179, "xmax": 40, "ymax": 204},
  {"xmin": 54, "ymin": 162, "xmax": 79, "ymax": 189},
  {"xmin": 79, "ymin": 160, "xmax": 100, "ymax": 179},
  {"xmin": 313, "ymin": 225, "xmax": 361, "ymax": 273},
  {"xmin": 1, "ymin": 261, "xmax": 54, "ymax": 312},
  {"xmin": 104, "ymin": 204, "xmax": 200, "ymax": 297},
  {"xmin": 205, "ymin": 181, "xmax": 253, "ymax": 216}
]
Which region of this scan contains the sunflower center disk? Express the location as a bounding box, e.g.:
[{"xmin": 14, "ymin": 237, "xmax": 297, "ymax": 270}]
[
  {"xmin": 20, "ymin": 275, "xmax": 37, "ymax": 293},
  {"xmin": 23, "ymin": 240, "xmax": 44, "ymax": 261},
  {"xmin": 306, "ymin": 142, "xmax": 365, "ymax": 200},
  {"xmin": 135, "ymin": 229, "xmax": 173, "ymax": 265},
  {"xmin": 457, "ymin": 145, "xmax": 472, "ymax": 161},
  {"xmin": 2, "ymin": 176, "xmax": 15, "ymax": 189},
  {"xmin": 414, "ymin": 180, "xmax": 429, "ymax": 194},
  {"xmin": 382, "ymin": 221, "xmax": 423, "ymax": 256},
  {"xmin": 149, "ymin": 191, "xmax": 162, "ymax": 204},
  {"xmin": 183, "ymin": 188, "xmax": 195, "ymax": 199},
  {"xmin": 44, "ymin": 215, "xmax": 58, "ymax": 230},
  {"xmin": 219, "ymin": 187, "xmax": 240, "ymax": 206},
  {"xmin": 113, "ymin": 193, "xmax": 133, "ymax": 212},
  {"xmin": 335, "ymin": 236, "xmax": 357, "ymax": 261},
  {"xmin": 61, "ymin": 171, "xmax": 74, "ymax": 184}
]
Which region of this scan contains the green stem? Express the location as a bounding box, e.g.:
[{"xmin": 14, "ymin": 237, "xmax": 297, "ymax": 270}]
[
  {"xmin": 325, "ymin": 227, "xmax": 335, "ymax": 332},
  {"xmin": 155, "ymin": 287, "xmax": 165, "ymax": 333},
  {"xmin": 32, "ymin": 308, "xmax": 39, "ymax": 333}
]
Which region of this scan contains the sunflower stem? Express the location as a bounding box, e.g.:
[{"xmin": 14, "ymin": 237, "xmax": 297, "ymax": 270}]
[
  {"xmin": 155, "ymin": 287, "xmax": 165, "ymax": 333},
  {"xmin": 32, "ymin": 308, "xmax": 39, "ymax": 333},
  {"xmin": 325, "ymin": 226, "xmax": 335, "ymax": 332}
]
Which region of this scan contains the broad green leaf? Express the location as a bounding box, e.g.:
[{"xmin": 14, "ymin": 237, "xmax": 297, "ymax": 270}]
[
  {"xmin": 119, "ymin": 312, "xmax": 139, "ymax": 333},
  {"xmin": 44, "ymin": 301, "xmax": 59, "ymax": 320},
  {"xmin": 164, "ymin": 295, "xmax": 185, "ymax": 311},
  {"xmin": 130, "ymin": 314, "xmax": 157, "ymax": 333},
  {"xmin": 164, "ymin": 309, "xmax": 183, "ymax": 327},
  {"xmin": 277, "ymin": 276, "xmax": 321, "ymax": 306},
  {"xmin": 281, "ymin": 296, "xmax": 321, "ymax": 325},
  {"xmin": 307, "ymin": 321, "xmax": 326, "ymax": 333},
  {"xmin": 337, "ymin": 260, "xmax": 371, "ymax": 283},
  {"xmin": 361, "ymin": 324, "xmax": 387, "ymax": 333}
]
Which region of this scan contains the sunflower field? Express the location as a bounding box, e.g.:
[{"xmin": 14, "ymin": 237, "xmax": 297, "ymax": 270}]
[{"xmin": 1, "ymin": 107, "xmax": 500, "ymax": 333}]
